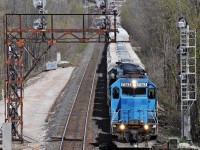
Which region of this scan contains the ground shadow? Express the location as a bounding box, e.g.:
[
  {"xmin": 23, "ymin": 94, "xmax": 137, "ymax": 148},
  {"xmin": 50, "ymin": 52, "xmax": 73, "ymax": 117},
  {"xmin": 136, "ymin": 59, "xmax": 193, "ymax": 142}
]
[{"xmin": 91, "ymin": 43, "xmax": 117, "ymax": 150}]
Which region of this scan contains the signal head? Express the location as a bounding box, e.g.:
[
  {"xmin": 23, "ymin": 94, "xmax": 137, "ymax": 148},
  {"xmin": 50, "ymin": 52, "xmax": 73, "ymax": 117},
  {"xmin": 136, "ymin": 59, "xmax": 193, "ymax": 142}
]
[{"xmin": 33, "ymin": 0, "xmax": 46, "ymax": 9}]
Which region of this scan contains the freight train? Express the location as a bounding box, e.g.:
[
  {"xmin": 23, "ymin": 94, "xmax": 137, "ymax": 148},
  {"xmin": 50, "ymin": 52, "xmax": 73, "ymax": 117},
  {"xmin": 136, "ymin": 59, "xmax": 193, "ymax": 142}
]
[{"xmin": 107, "ymin": 24, "xmax": 158, "ymax": 148}]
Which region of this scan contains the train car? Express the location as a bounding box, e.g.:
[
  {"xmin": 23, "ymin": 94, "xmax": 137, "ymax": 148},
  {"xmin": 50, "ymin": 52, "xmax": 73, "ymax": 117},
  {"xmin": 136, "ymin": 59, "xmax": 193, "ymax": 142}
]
[{"xmin": 107, "ymin": 27, "xmax": 158, "ymax": 148}]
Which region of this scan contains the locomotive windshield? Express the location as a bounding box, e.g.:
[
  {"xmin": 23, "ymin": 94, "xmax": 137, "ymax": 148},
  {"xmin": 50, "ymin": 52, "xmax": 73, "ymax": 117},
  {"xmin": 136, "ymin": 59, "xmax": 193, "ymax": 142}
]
[{"xmin": 122, "ymin": 87, "xmax": 146, "ymax": 96}]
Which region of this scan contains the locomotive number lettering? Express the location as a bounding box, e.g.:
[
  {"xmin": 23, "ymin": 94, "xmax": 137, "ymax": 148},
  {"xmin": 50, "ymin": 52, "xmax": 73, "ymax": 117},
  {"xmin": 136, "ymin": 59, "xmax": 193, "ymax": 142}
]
[
  {"xmin": 121, "ymin": 82, "xmax": 148, "ymax": 88},
  {"xmin": 137, "ymin": 83, "xmax": 148, "ymax": 87},
  {"xmin": 121, "ymin": 82, "xmax": 132, "ymax": 87}
]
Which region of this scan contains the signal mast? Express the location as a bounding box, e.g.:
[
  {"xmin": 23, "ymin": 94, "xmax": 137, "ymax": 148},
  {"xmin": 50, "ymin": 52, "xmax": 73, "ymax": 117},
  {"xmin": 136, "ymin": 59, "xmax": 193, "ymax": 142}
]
[
  {"xmin": 33, "ymin": 0, "xmax": 47, "ymax": 29},
  {"xmin": 177, "ymin": 17, "xmax": 197, "ymax": 143}
]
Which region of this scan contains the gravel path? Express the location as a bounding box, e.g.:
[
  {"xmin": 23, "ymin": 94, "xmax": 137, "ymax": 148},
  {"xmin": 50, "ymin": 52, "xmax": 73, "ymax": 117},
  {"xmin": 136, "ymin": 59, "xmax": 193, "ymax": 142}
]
[{"xmin": 0, "ymin": 67, "xmax": 74, "ymax": 150}]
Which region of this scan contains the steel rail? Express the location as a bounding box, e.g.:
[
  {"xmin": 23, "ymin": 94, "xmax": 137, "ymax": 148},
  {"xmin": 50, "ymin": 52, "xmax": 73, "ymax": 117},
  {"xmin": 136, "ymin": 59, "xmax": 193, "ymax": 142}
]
[
  {"xmin": 82, "ymin": 47, "xmax": 102, "ymax": 150},
  {"xmin": 59, "ymin": 45, "xmax": 94, "ymax": 150}
]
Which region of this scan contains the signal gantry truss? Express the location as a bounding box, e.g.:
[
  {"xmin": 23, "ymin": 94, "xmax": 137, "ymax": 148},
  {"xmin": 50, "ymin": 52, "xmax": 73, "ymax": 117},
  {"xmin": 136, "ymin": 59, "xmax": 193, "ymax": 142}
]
[{"xmin": 3, "ymin": 13, "xmax": 118, "ymax": 141}]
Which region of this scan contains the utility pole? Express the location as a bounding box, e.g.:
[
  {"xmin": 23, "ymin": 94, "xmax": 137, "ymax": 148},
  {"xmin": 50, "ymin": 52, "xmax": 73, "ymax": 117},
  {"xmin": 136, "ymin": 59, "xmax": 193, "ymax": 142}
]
[{"xmin": 177, "ymin": 17, "xmax": 197, "ymax": 143}]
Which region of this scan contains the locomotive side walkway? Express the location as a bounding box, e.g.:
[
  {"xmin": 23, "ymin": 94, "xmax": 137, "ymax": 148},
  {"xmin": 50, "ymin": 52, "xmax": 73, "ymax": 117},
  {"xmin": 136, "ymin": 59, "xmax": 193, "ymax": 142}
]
[{"xmin": 0, "ymin": 67, "xmax": 74, "ymax": 146}]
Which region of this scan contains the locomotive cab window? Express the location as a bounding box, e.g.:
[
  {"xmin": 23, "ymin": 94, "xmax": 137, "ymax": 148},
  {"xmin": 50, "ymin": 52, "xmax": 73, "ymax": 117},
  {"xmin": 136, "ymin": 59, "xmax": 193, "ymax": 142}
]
[
  {"xmin": 122, "ymin": 88, "xmax": 146, "ymax": 96},
  {"xmin": 135, "ymin": 88, "xmax": 146, "ymax": 96},
  {"xmin": 113, "ymin": 87, "xmax": 119, "ymax": 99},
  {"xmin": 148, "ymin": 88, "xmax": 156, "ymax": 99},
  {"xmin": 122, "ymin": 87, "xmax": 133, "ymax": 96}
]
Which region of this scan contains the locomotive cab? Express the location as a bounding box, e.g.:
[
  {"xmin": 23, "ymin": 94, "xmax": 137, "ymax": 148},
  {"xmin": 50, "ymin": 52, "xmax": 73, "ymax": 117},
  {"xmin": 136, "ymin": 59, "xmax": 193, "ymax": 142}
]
[{"xmin": 110, "ymin": 78, "xmax": 158, "ymax": 143}]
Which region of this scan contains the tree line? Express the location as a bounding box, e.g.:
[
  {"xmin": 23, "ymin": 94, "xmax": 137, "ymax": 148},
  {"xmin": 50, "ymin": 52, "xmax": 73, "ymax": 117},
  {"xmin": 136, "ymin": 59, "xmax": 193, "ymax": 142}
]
[{"xmin": 121, "ymin": 0, "xmax": 200, "ymax": 142}]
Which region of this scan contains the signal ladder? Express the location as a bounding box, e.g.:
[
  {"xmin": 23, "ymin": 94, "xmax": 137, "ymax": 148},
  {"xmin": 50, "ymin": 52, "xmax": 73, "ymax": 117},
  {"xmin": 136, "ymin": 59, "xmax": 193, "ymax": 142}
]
[
  {"xmin": 179, "ymin": 24, "xmax": 196, "ymax": 141},
  {"xmin": 180, "ymin": 26, "xmax": 196, "ymax": 108}
]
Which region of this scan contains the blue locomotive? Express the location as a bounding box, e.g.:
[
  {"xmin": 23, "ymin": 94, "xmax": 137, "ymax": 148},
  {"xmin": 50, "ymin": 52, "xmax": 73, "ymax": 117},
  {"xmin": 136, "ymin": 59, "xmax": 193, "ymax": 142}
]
[{"xmin": 107, "ymin": 29, "xmax": 158, "ymax": 146}]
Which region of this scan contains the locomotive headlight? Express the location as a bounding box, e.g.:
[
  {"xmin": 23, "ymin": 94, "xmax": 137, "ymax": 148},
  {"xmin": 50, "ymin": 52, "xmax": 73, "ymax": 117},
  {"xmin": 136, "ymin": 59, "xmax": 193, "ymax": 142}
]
[
  {"xmin": 119, "ymin": 123, "xmax": 126, "ymax": 131},
  {"xmin": 144, "ymin": 124, "xmax": 149, "ymax": 130},
  {"xmin": 132, "ymin": 80, "xmax": 137, "ymax": 88}
]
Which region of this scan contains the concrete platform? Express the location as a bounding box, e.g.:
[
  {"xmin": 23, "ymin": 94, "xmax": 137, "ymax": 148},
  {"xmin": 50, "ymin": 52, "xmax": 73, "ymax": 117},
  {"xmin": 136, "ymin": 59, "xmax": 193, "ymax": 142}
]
[{"xmin": 0, "ymin": 67, "xmax": 74, "ymax": 143}]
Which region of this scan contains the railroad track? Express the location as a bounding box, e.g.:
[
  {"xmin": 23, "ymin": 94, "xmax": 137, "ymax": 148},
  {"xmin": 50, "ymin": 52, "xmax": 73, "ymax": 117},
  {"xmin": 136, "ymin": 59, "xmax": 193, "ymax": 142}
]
[{"xmin": 59, "ymin": 46, "xmax": 102, "ymax": 150}]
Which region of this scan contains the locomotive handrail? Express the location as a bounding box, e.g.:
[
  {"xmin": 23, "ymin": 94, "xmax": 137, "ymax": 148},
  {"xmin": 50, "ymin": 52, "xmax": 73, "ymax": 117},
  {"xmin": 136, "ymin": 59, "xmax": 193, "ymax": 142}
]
[
  {"xmin": 137, "ymin": 109, "xmax": 158, "ymax": 123},
  {"xmin": 111, "ymin": 109, "xmax": 130, "ymax": 124},
  {"xmin": 148, "ymin": 110, "xmax": 158, "ymax": 123},
  {"xmin": 111, "ymin": 109, "xmax": 158, "ymax": 124},
  {"xmin": 111, "ymin": 109, "xmax": 121, "ymax": 124}
]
